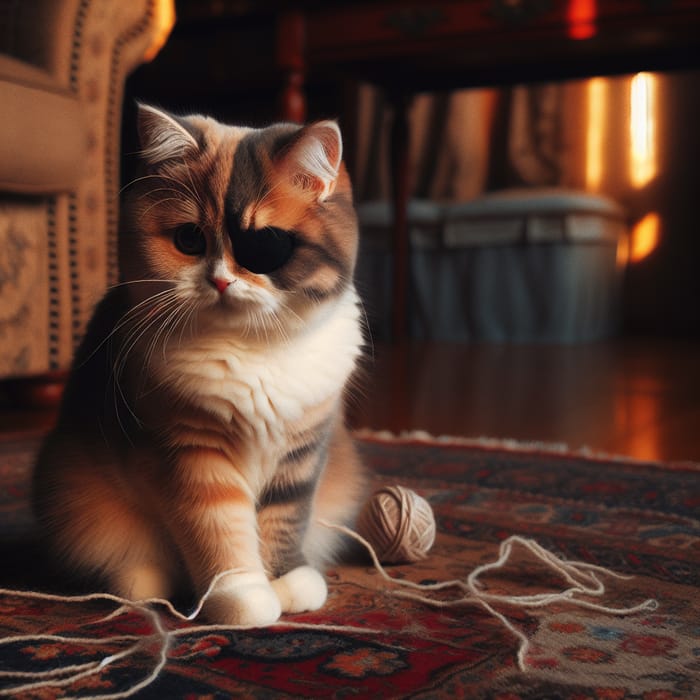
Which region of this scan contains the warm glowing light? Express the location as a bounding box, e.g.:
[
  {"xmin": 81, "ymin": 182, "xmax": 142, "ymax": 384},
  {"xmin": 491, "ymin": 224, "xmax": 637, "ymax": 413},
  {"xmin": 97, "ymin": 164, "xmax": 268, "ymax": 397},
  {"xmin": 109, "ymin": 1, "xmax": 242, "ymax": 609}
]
[
  {"xmin": 616, "ymin": 232, "xmax": 629, "ymax": 269},
  {"xmin": 567, "ymin": 0, "xmax": 597, "ymax": 39},
  {"xmin": 143, "ymin": 0, "xmax": 176, "ymax": 62},
  {"xmin": 614, "ymin": 393, "xmax": 660, "ymax": 462},
  {"xmin": 630, "ymin": 212, "xmax": 661, "ymax": 263},
  {"xmin": 629, "ymin": 73, "xmax": 657, "ymax": 188},
  {"xmin": 586, "ymin": 78, "xmax": 607, "ymax": 191}
]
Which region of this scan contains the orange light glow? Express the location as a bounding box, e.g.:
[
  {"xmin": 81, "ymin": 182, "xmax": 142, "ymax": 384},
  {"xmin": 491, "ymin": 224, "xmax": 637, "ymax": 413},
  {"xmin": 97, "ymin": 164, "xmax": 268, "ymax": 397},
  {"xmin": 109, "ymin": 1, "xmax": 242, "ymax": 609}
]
[
  {"xmin": 630, "ymin": 212, "xmax": 661, "ymax": 263},
  {"xmin": 143, "ymin": 0, "xmax": 176, "ymax": 62},
  {"xmin": 616, "ymin": 232, "xmax": 629, "ymax": 269},
  {"xmin": 567, "ymin": 0, "xmax": 597, "ymax": 40},
  {"xmin": 614, "ymin": 393, "xmax": 661, "ymax": 462},
  {"xmin": 585, "ymin": 77, "xmax": 607, "ymax": 191},
  {"xmin": 629, "ymin": 73, "xmax": 657, "ymax": 188}
]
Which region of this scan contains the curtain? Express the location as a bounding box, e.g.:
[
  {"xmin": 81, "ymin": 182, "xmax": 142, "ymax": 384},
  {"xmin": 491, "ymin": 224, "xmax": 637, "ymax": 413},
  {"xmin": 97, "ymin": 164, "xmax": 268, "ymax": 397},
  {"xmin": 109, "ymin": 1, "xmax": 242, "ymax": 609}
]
[
  {"xmin": 350, "ymin": 69, "xmax": 700, "ymax": 336},
  {"xmin": 351, "ymin": 75, "xmax": 644, "ymax": 203}
]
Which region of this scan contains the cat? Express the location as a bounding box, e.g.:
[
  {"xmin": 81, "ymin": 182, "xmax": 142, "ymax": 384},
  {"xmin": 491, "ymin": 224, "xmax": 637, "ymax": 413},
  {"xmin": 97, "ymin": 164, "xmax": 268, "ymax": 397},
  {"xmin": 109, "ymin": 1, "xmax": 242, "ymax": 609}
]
[{"xmin": 32, "ymin": 104, "xmax": 368, "ymax": 626}]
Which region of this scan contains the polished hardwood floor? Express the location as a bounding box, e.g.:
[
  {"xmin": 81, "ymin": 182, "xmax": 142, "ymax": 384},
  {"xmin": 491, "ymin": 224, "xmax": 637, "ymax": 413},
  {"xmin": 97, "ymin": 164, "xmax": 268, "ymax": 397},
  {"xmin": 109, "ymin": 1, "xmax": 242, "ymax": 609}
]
[
  {"xmin": 2, "ymin": 339, "xmax": 700, "ymax": 463},
  {"xmin": 348, "ymin": 338, "xmax": 700, "ymax": 463}
]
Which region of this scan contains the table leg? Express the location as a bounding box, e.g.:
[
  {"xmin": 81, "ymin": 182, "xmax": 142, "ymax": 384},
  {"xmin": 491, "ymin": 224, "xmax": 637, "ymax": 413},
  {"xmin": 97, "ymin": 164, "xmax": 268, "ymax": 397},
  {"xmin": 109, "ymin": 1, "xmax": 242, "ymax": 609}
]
[
  {"xmin": 389, "ymin": 93, "xmax": 413, "ymax": 341},
  {"xmin": 276, "ymin": 11, "xmax": 306, "ymax": 123}
]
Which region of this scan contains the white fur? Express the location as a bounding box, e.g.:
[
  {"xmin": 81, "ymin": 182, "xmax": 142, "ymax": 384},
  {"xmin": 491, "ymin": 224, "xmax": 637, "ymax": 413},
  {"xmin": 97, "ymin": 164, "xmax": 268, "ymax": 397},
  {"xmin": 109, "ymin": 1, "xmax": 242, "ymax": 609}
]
[
  {"xmin": 154, "ymin": 286, "xmax": 362, "ymax": 486},
  {"xmin": 271, "ymin": 566, "xmax": 327, "ymax": 613},
  {"xmin": 204, "ymin": 571, "xmax": 282, "ymax": 626}
]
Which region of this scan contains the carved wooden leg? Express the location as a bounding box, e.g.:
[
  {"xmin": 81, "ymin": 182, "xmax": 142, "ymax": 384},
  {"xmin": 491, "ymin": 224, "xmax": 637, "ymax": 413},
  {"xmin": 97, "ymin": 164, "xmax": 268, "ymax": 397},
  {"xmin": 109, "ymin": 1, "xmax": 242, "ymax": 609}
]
[
  {"xmin": 276, "ymin": 11, "xmax": 307, "ymax": 123},
  {"xmin": 389, "ymin": 93, "xmax": 413, "ymax": 342}
]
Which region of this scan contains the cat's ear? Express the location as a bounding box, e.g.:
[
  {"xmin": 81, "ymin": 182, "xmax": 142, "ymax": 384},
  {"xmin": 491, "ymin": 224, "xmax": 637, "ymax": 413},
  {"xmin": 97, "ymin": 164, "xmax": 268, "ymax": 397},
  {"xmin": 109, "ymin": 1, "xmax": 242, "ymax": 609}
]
[
  {"xmin": 278, "ymin": 121, "xmax": 343, "ymax": 202},
  {"xmin": 136, "ymin": 103, "xmax": 200, "ymax": 166}
]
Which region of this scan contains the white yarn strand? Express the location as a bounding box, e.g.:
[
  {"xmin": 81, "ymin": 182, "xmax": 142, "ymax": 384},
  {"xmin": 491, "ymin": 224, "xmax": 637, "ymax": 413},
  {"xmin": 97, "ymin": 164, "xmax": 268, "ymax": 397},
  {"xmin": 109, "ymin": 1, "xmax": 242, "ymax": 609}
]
[
  {"xmin": 318, "ymin": 522, "xmax": 658, "ymax": 671},
  {"xmin": 0, "ymin": 527, "xmax": 658, "ymax": 696}
]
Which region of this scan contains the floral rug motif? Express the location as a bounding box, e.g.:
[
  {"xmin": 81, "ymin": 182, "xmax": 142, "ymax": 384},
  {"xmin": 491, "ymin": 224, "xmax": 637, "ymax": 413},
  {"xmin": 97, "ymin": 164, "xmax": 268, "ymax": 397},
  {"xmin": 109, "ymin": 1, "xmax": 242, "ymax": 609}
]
[{"xmin": 0, "ymin": 432, "xmax": 699, "ymax": 699}]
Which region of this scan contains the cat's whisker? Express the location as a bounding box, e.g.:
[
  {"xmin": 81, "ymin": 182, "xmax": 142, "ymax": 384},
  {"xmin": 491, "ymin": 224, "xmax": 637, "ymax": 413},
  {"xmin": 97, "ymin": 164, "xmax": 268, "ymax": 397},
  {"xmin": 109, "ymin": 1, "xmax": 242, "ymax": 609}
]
[
  {"xmin": 109, "ymin": 394, "xmax": 132, "ymax": 446},
  {"xmin": 177, "ymin": 300, "xmax": 200, "ymax": 348},
  {"xmin": 355, "ymin": 296, "xmax": 375, "ymax": 362},
  {"xmin": 277, "ymin": 298, "xmax": 305, "ymax": 328},
  {"xmin": 173, "ymin": 169, "xmax": 204, "ymax": 208},
  {"xmin": 260, "ymin": 310, "xmax": 281, "ymax": 344},
  {"xmin": 242, "ymin": 309, "xmax": 254, "ymax": 340},
  {"xmin": 250, "ymin": 309, "xmax": 262, "ymax": 343},
  {"xmin": 248, "ymin": 192, "xmax": 291, "ymax": 216},
  {"xmin": 257, "ymin": 310, "xmax": 270, "ymax": 345},
  {"xmin": 157, "ymin": 299, "xmax": 192, "ymax": 361},
  {"xmin": 100, "ymin": 303, "xmax": 160, "ymax": 440},
  {"xmin": 141, "ymin": 197, "xmax": 187, "ymax": 218},
  {"xmin": 112, "ymin": 294, "xmax": 181, "ymax": 406},
  {"xmin": 106, "ymin": 279, "xmax": 178, "ymax": 292},
  {"xmin": 247, "ymin": 175, "xmax": 282, "ymax": 217},
  {"xmin": 267, "ymin": 308, "xmax": 291, "ymax": 346},
  {"xmin": 262, "ymin": 310, "xmax": 279, "ymax": 344},
  {"xmin": 138, "ymin": 186, "xmax": 193, "ymax": 205},
  {"xmin": 110, "ymin": 374, "xmax": 140, "ymax": 442},
  {"xmin": 123, "ymin": 297, "xmax": 182, "ymax": 380},
  {"xmin": 159, "ymin": 294, "xmax": 197, "ymax": 355},
  {"xmin": 115, "ymin": 305, "xmax": 182, "ymax": 424},
  {"xmin": 122, "ymin": 172, "xmax": 202, "ymax": 208},
  {"xmin": 179, "ymin": 160, "xmax": 207, "ymax": 211},
  {"xmin": 252, "ymin": 178, "xmax": 287, "ymax": 210},
  {"xmin": 77, "ymin": 287, "xmax": 178, "ymax": 368},
  {"xmin": 137, "ymin": 293, "xmax": 200, "ymax": 400},
  {"xmin": 138, "ymin": 305, "xmax": 175, "ymax": 373},
  {"xmin": 112, "ymin": 290, "xmax": 179, "ymax": 344},
  {"xmin": 119, "ymin": 173, "xmax": 163, "ymax": 195}
]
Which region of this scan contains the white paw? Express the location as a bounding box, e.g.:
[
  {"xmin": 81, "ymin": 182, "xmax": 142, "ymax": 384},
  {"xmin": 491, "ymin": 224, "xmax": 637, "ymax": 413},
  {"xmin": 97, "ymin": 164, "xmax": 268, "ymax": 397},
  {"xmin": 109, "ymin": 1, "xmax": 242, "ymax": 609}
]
[
  {"xmin": 271, "ymin": 566, "xmax": 327, "ymax": 614},
  {"xmin": 202, "ymin": 572, "xmax": 281, "ymax": 626}
]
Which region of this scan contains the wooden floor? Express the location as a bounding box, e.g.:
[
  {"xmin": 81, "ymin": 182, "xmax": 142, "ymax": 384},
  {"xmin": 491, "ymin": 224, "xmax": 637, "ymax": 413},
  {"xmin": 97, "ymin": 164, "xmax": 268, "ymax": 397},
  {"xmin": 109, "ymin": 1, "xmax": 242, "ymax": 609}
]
[
  {"xmin": 3, "ymin": 339, "xmax": 700, "ymax": 463},
  {"xmin": 348, "ymin": 338, "xmax": 700, "ymax": 463}
]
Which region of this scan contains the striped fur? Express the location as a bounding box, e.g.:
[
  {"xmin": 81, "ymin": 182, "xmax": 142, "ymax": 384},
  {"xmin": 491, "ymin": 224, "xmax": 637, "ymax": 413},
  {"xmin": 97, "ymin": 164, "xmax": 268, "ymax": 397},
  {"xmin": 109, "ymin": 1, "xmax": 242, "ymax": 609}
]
[{"xmin": 32, "ymin": 106, "xmax": 367, "ymax": 626}]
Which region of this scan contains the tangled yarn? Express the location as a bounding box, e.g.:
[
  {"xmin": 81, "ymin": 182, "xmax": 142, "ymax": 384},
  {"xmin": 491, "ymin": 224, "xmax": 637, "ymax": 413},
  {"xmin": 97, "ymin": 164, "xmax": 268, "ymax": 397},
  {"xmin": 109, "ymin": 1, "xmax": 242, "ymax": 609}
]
[
  {"xmin": 356, "ymin": 485, "xmax": 436, "ymax": 563},
  {"xmin": 0, "ymin": 484, "xmax": 658, "ymax": 697}
]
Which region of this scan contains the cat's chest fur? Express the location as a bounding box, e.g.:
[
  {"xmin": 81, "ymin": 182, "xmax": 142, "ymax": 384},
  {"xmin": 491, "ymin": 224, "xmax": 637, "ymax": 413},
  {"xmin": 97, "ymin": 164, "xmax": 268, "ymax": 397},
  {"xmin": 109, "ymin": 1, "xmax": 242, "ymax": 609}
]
[{"xmin": 154, "ymin": 290, "xmax": 362, "ymax": 445}]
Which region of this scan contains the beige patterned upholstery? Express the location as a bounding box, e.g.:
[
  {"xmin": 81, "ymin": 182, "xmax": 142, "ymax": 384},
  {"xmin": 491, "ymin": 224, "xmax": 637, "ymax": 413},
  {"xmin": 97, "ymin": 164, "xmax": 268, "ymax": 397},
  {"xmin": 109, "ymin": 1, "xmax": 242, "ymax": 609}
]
[{"xmin": 0, "ymin": 0, "xmax": 172, "ymax": 379}]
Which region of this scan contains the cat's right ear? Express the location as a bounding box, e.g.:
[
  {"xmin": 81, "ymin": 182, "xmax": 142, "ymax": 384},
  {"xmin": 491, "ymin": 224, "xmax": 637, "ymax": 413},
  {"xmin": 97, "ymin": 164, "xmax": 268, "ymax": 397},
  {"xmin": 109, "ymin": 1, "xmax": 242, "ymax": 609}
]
[{"xmin": 136, "ymin": 103, "xmax": 200, "ymax": 166}]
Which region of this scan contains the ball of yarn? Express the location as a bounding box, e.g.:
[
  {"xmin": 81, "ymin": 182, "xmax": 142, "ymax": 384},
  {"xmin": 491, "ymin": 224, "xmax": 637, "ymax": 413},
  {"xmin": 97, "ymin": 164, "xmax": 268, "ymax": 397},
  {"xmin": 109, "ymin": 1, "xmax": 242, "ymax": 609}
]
[{"xmin": 356, "ymin": 485, "xmax": 436, "ymax": 564}]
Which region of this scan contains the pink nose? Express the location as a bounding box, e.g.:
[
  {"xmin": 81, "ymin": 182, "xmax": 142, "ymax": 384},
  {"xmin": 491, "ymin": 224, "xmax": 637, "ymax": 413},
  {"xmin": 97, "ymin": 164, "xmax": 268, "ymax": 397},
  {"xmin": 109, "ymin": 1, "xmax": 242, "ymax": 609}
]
[{"xmin": 209, "ymin": 277, "xmax": 231, "ymax": 294}]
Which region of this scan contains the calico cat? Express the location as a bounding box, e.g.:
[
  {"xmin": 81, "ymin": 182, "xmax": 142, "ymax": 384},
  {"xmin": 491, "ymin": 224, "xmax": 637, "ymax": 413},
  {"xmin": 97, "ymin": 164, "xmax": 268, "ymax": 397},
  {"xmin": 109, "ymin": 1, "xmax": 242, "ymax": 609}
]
[{"xmin": 32, "ymin": 104, "xmax": 368, "ymax": 626}]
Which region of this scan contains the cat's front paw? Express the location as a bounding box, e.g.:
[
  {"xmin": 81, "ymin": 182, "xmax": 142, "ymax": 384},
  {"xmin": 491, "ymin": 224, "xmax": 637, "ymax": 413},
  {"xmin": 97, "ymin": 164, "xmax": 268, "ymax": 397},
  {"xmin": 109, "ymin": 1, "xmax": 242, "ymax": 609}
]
[
  {"xmin": 271, "ymin": 565, "xmax": 327, "ymax": 614},
  {"xmin": 202, "ymin": 572, "xmax": 281, "ymax": 626}
]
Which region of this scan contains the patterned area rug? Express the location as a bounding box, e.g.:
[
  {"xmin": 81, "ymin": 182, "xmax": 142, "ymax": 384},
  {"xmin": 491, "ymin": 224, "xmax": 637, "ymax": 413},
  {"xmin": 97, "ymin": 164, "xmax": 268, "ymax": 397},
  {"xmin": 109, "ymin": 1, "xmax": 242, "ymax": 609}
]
[{"xmin": 1, "ymin": 432, "xmax": 699, "ymax": 699}]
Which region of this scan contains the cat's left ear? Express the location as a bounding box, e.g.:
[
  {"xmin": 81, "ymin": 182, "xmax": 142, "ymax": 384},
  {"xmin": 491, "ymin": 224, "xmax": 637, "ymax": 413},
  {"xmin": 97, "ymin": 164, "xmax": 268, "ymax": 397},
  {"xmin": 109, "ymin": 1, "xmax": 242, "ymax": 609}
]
[{"xmin": 278, "ymin": 121, "xmax": 343, "ymax": 202}]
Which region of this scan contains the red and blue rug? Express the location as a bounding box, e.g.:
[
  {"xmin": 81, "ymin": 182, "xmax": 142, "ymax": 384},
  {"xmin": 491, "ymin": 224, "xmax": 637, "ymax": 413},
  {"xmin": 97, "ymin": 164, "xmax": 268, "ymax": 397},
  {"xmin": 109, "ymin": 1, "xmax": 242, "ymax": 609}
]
[{"xmin": 1, "ymin": 431, "xmax": 699, "ymax": 699}]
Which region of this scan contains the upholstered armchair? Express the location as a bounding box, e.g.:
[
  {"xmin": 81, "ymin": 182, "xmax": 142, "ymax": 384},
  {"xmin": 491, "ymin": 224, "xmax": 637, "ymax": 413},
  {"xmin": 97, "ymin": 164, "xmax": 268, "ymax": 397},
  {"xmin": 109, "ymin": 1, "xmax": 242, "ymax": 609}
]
[{"xmin": 0, "ymin": 0, "xmax": 173, "ymax": 388}]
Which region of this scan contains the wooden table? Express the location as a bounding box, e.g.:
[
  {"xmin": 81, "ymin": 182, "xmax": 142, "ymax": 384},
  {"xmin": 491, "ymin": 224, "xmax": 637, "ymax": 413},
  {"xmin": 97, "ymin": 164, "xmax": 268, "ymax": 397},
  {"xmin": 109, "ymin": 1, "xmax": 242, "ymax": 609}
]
[{"xmin": 275, "ymin": 0, "xmax": 700, "ymax": 339}]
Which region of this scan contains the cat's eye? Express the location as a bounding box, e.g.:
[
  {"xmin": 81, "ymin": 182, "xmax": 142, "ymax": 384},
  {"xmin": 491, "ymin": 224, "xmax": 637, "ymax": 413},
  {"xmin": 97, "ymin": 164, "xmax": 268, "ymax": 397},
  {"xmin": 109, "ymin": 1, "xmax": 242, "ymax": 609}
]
[
  {"xmin": 173, "ymin": 224, "xmax": 206, "ymax": 256},
  {"xmin": 231, "ymin": 226, "xmax": 295, "ymax": 274}
]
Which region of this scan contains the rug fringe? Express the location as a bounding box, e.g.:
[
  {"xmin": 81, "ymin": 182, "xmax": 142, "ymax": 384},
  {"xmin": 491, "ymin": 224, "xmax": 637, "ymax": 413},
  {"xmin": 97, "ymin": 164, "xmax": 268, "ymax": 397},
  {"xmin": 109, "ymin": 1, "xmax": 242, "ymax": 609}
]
[
  {"xmin": 354, "ymin": 428, "xmax": 569, "ymax": 454},
  {"xmin": 352, "ymin": 428, "xmax": 700, "ymax": 470}
]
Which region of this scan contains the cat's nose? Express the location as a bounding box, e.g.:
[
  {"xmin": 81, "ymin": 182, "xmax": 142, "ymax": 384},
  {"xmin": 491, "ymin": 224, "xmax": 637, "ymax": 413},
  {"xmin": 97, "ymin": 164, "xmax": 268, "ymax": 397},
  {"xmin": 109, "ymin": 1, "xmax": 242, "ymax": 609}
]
[{"xmin": 208, "ymin": 277, "xmax": 232, "ymax": 294}]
